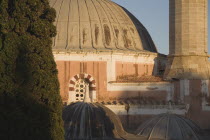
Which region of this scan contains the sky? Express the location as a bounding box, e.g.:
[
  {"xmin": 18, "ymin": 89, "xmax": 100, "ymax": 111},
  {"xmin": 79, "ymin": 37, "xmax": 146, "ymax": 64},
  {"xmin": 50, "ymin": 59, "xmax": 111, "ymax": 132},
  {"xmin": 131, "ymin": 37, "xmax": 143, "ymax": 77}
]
[{"xmin": 112, "ymin": 0, "xmax": 210, "ymax": 55}]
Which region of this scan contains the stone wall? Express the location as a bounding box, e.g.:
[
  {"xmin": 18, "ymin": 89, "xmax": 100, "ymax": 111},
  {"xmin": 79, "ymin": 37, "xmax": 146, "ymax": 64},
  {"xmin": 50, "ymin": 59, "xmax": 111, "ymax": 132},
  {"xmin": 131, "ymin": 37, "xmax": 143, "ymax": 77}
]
[
  {"xmin": 54, "ymin": 51, "xmax": 166, "ymax": 102},
  {"xmin": 56, "ymin": 60, "xmax": 166, "ymax": 102},
  {"xmin": 173, "ymin": 79, "xmax": 210, "ymax": 129},
  {"xmin": 185, "ymin": 80, "xmax": 210, "ymax": 129},
  {"xmin": 56, "ymin": 61, "xmax": 107, "ymax": 102},
  {"xmin": 119, "ymin": 115, "xmax": 154, "ymax": 133},
  {"xmin": 116, "ymin": 62, "xmax": 154, "ymax": 77},
  {"xmin": 164, "ymin": 0, "xmax": 210, "ymax": 80}
]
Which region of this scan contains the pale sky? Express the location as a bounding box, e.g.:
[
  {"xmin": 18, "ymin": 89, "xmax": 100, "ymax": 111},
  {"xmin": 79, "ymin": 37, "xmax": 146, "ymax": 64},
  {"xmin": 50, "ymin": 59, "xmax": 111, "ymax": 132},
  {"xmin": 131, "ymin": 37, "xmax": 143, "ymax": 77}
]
[{"xmin": 112, "ymin": 0, "xmax": 209, "ymax": 55}]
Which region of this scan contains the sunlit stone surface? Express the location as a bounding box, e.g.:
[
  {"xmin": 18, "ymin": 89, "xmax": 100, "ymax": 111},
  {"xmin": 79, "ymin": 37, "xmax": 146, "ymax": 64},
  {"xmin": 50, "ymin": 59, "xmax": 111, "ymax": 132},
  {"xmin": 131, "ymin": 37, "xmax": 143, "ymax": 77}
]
[{"xmin": 49, "ymin": 0, "xmax": 157, "ymax": 53}]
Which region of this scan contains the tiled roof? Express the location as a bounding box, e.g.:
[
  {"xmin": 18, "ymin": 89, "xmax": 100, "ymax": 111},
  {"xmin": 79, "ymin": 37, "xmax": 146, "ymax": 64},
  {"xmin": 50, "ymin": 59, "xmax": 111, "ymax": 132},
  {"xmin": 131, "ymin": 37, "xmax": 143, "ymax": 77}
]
[{"xmin": 97, "ymin": 98, "xmax": 185, "ymax": 107}]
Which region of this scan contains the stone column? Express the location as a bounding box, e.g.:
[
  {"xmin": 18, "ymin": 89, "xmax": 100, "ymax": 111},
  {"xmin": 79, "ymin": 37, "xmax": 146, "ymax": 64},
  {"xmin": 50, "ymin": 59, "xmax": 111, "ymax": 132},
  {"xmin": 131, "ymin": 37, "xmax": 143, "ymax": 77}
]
[
  {"xmin": 84, "ymin": 83, "xmax": 91, "ymax": 102},
  {"xmin": 164, "ymin": 0, "xmax": 210, "ymax": 80}
]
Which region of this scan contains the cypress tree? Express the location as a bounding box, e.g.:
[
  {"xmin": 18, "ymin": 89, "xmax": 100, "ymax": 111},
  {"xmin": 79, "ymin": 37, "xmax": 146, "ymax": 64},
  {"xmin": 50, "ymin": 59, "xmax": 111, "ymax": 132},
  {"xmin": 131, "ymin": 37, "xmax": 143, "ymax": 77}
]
[{"xmin": 0, "ymin": 0, "xmax": 64, "ymax": 140}]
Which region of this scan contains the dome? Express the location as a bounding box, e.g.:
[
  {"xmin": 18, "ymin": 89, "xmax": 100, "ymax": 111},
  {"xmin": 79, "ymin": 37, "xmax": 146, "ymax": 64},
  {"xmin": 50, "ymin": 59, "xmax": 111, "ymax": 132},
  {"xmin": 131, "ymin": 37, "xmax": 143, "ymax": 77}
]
[
  {"xmin": 136, "ymin": 114, "xmax": 204, "ymax": 140},
  {"xmin": 49, "ymin": 0, "xmax": 157, "ymax": 53},
  {"xmin": 63, "ymin": 102, "xmax": 137, "ymax": 140}
]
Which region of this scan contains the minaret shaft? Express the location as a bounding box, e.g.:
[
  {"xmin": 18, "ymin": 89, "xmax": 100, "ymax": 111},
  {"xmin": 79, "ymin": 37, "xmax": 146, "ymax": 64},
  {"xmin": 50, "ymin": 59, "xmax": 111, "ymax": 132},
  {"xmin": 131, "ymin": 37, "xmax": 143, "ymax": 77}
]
[{"xmin": 164, "ymin": 0, "xmax": 210, "ymax": 80}]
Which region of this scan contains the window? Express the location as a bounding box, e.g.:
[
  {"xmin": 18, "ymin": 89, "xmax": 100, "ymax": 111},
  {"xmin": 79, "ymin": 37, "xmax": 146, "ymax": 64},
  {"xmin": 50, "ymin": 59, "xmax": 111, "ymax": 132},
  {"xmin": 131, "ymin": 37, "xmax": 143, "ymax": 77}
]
[{"xmin": 74, "ymin": 79, "xmax": 87, "ymax": 101}]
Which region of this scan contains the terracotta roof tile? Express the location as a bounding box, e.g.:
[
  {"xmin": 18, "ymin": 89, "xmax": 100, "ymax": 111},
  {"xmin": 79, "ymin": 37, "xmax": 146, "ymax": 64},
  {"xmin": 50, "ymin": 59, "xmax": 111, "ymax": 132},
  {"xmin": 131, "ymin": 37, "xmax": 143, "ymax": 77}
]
[{"xmin": 99, "ymin": 98, "xmax": 184, "ymax": 106}]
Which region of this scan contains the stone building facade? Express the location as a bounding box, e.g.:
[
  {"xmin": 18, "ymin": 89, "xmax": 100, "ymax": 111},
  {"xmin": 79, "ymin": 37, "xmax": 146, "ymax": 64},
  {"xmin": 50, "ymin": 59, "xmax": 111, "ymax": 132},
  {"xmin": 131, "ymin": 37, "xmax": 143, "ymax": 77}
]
[{"xmin": 50, "ymin": 0, "xmax": 210, "ymax": 131}]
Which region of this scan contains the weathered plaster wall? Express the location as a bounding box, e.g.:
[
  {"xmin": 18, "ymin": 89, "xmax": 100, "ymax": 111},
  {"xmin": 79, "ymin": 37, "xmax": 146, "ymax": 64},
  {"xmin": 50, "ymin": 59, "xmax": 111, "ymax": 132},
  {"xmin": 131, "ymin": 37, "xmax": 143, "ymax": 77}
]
[
  {"xmin": 119, "ymin": 115, "xmax": 154, "ymax": 133},
  {"xmin": 56, "ymin": 61, "xmax": 107, "ymax": 101},
  {"xmin": 56, "ymin": 60, "xmax": 168, "ymax": 102},
  {"xmin": 115, "ymin": 62, "xmax": 154, "ymax": 77},
  {"xmin": 171, "ymin": 79, "xmax": 210, "ymax": 129},
  {"xmin": 185, "ymin": 80, "xmax": 210, "ymax": 129}
]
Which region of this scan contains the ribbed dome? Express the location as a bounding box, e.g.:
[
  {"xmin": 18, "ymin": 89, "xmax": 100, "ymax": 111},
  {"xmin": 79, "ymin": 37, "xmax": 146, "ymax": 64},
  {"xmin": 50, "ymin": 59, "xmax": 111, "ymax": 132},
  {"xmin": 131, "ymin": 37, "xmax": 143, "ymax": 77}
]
[
  {"xmin": 49, "ymin": 0, "xmax": 157, "ymax": 53},
  {"xmin": 136, "ymin": 114, "xmax": 204, "ymax": 140},
  {"xmin": 63, "ymin": 102, "xmax": 131, "ymax": 140}
]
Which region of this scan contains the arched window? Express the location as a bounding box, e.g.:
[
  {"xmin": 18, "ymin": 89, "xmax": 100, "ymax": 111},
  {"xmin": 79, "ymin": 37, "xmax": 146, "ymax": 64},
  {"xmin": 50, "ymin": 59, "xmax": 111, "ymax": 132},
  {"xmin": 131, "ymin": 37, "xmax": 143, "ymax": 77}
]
[
  {"xmin": 74, "ymin": 79, "xmax": 88, "ymax": 101},
  {"xmin": 68, "ymin": 73, "xmax": 96, "ymax": 104}
]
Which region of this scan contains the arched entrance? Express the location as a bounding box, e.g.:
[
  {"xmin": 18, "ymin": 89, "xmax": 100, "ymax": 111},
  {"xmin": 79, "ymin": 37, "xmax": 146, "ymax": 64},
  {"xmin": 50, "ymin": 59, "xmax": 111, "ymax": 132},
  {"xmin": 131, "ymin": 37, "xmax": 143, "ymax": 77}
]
[{"xmin": 68, "ymin": 73, "xmax": 96, "ymax": 103}]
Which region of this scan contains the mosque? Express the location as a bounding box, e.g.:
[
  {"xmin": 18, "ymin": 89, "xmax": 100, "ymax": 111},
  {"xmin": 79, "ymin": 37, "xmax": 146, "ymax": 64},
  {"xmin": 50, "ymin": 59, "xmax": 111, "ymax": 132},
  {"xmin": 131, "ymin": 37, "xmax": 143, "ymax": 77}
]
[{"xmin": 49, "ymin": 0, "xmax": 210, "ymax": 132}]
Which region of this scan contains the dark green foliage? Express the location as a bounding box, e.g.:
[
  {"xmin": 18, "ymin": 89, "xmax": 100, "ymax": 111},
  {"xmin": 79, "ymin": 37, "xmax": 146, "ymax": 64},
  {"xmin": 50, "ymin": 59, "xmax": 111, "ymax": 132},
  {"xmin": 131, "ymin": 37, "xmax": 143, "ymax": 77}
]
[{"xmin": 0, "ymin": 0, "xmax": 64, "ymax": 140}]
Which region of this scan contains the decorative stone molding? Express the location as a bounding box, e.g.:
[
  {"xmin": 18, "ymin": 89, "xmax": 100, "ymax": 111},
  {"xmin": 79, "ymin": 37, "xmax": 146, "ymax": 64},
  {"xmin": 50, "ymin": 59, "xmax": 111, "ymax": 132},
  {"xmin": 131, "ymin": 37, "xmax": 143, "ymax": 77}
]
[
  {"xmin": 107, "ymin": 82, "xmax": 171, "ymax": 91},
  {"xmin": 69, "ymin": 73, "xmax": 96, "ymax": 91},
  {"xmin": 53, "ymin": 52, "xmax": 160, "ymax": 64},
  {"xmin": 68, "ymin": 73, "xmax": 96, "ymax": 104}
]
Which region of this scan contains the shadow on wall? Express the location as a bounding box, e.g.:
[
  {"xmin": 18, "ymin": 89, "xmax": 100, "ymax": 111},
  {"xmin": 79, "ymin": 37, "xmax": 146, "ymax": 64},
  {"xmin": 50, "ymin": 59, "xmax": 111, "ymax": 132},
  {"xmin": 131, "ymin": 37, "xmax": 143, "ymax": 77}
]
[
  {"xmin": 100, "ymin": 89, "xmax": 169, "ymax": 133},
  {"xmin": 153, "ymin": 55, "xmax": 167, "ymax": 76}
]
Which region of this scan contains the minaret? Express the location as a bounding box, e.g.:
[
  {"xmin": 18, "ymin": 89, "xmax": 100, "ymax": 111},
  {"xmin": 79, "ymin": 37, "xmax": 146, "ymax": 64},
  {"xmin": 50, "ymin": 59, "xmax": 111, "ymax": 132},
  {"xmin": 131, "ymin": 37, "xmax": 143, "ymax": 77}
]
[{"xmin": 164, "ymin": 0, "xmax": 210, "ymax": 80}]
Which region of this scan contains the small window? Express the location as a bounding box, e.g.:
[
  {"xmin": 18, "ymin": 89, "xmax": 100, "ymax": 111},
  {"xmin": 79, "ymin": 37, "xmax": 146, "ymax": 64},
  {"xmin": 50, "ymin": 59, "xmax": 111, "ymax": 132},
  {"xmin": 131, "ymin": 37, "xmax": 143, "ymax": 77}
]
[{"xmin": 74, "ymin": 79, "xmax": 87, "ymax": 101}]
